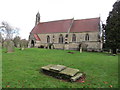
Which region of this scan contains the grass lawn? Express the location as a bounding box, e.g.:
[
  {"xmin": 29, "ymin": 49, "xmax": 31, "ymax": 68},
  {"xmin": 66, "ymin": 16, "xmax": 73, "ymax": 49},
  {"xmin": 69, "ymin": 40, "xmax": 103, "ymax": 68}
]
[{"xmin": 2, "ymin": 48, "xmax": 118, "ymax": 88}]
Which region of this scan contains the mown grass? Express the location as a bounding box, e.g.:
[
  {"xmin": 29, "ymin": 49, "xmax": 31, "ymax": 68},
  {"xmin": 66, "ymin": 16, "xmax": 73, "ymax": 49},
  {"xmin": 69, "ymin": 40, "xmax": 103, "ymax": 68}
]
[{"xmin": 2, "ymin": 48, "xmax": 118, "ymax": 88}]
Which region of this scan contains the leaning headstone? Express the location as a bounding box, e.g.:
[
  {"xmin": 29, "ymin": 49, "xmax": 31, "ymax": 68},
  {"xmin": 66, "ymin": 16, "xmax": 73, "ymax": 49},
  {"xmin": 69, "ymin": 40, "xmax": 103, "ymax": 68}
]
[
  {"xmin": 6, "ymin": 40, "xmax": 14, "ymax": 53},
  {"xmin": 80, "ymin": 47, "xmax": 82, "ymax": 53}
]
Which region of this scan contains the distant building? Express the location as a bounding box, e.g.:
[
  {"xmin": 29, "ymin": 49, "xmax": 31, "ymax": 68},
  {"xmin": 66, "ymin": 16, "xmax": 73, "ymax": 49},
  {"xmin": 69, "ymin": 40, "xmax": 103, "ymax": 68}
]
[{"xmin": 28, "ymin": 12, "xmax": 103, "ymax": 51}]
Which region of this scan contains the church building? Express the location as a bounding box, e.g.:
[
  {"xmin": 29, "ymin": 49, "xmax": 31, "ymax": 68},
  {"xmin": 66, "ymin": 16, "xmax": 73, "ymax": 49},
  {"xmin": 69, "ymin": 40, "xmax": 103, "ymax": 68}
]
[{"xmin": 28, "ymin": 12, "xmax": 103, "ymax": 51}]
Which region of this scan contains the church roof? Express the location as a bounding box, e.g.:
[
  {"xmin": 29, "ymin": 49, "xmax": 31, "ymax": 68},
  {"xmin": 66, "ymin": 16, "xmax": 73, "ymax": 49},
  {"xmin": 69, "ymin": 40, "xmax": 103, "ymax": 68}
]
[
  {"xmin": 31, "ymin": 17, "xmax": 100, "ymax": 34},
  {"xmin": 31, "ymin": 19, "xmax": 73, "ymax": 34},
  {"xmin": 70, "ymin": 18, "xmax": 100, "ymax": 32}
]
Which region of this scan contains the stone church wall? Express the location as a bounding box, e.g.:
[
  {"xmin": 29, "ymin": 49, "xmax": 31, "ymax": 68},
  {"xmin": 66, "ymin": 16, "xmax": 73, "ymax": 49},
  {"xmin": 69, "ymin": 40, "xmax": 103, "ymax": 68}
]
[{"xmin": 29, "ymin": 31, "xmax": 102, "ymax": 51}]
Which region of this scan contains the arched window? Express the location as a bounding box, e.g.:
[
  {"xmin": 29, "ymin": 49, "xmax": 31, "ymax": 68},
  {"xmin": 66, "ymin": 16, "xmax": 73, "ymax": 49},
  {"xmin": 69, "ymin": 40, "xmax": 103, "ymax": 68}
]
[
  {"xmin": 65, "ymin": 34, "xmax": 68, "ymax": 44},
  {"xmin": 72, "ymin": 34, "xmax": 76, "ymax": 42},
  {"xmin": 59, "ymin": 34, "xmax": 63, "ymax": 43},
  {"xmin": 85, "ymin": 34, "xmax": 89, "ymax": 41},
  {"xmin": 47, "ymin": 35, "xmax": 50, "ymax": 43},
  {"xmin": 65, "ymin": 34, "xmax": 68, "ymax": 41},
  {"xmin": 65, "ymin": 34, "xmax": 68, "ymax": 38}
]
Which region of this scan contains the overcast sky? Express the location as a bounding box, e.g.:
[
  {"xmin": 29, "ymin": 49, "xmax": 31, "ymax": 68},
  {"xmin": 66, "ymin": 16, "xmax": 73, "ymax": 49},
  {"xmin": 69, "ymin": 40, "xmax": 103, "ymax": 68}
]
[{"xmin": 0, "ymin": 0, "xmax": 117, "ymax": 40}]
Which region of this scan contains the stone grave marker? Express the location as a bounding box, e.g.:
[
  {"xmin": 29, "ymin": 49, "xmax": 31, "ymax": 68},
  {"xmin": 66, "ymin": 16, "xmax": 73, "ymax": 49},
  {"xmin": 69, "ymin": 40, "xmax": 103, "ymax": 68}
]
[
  {"xmin": 20, "ymin": 40, "xmax": 25, "ymax": 50},
  {"xmin": 79, "ymin": 43, "xmax": 82, "ymax": 53},
  {"xmin": 47, "ymin": 46, "xmax": 49, "ymax": 49},
  {"xmin": 51, "ymin": 45, "xmax": 54, "ymax": 49},
  {"xmin": 80, "ymin": 47, "xmax": 82, "ymax": 53},
  {"xmin": 20, "ymin": 39, "xmax": 28, "ymax": 50},
  {"xmin": 6, "ymin": 40, "xmax": 14, "ymax": 53},
  {"xmin": 17, "ymin": 42, "xmax": 20, "ymax": 48}
]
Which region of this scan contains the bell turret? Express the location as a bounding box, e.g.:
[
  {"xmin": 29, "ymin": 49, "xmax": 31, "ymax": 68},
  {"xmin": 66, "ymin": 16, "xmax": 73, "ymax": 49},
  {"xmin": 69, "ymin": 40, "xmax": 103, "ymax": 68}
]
[{"xmin": 35, "ymin": 12, "xmax": 40, "ymax": 25}]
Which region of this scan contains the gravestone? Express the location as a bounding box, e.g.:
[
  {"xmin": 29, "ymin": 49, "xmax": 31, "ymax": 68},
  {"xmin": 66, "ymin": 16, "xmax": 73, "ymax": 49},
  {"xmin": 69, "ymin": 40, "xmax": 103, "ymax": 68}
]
[
  {"xmin": 47, "ymin": 46, "xmax": 49, "ymax": 49},
  {"xmin": 51, "ymin": 45, "xmax": 54, "ymax": 49},
  {"xmin": 80, "ymin": 47, "xmax": 82, "ymax": 53},
  {"xmin": 6, "ymin": 40, "xmax": 14, "ymax": 53},
  {"xmin": 21, "ymin": 47, "xmax": 24, "ymax": 50},
  {"xmin": 17, "ymin": 42, "xmax": 20, "ymax": 48},
  {"xmin": 79, "ymin": 43, "xmax": 82, "ymax": 53},
  {"xmin": 28, "ymin": 41, "xmax": 31, "ymax": 48},
  {"xmin": 24, "ymin": 41, "xmax": 28, "ymax": 48},
  {"xmin": 20, "ymin": 40, "xmax": 25, "ymax": 50},
  {"xmin": 109, "ymin": 49, "xmax": 112, "ymax": 53},
  {"xmin": 20, "ymin": 39, "xmax": 28, "ymax": 50},
  {"xmin": 44, "ymin": 46, "xmax": 46, "ymax": 49}
]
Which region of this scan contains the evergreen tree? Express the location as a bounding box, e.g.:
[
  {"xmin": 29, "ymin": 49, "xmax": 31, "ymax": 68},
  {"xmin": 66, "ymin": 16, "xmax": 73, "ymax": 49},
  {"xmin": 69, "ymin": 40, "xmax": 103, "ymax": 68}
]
[
  {"xmin": 13, "ymin": 36, "xmax": 21, "ymax": 47},
  {"xmin": 105, "ymin": 0, "xmax": 120, "ymax": 54}
]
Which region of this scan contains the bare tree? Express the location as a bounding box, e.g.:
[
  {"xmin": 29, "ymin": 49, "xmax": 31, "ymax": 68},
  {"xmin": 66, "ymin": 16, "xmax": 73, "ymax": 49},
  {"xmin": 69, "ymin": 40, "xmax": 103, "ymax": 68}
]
[{"xmin": 0, "ymin": 21, "xmax": 19, "ymax": 40}]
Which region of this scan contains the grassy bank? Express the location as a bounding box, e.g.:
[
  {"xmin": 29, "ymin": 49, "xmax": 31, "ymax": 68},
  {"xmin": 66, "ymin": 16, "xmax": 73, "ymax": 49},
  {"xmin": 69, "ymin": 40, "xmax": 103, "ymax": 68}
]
[{"xmin": 2, "ymin": 48, "xmax": 118, "ymax": 88}]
